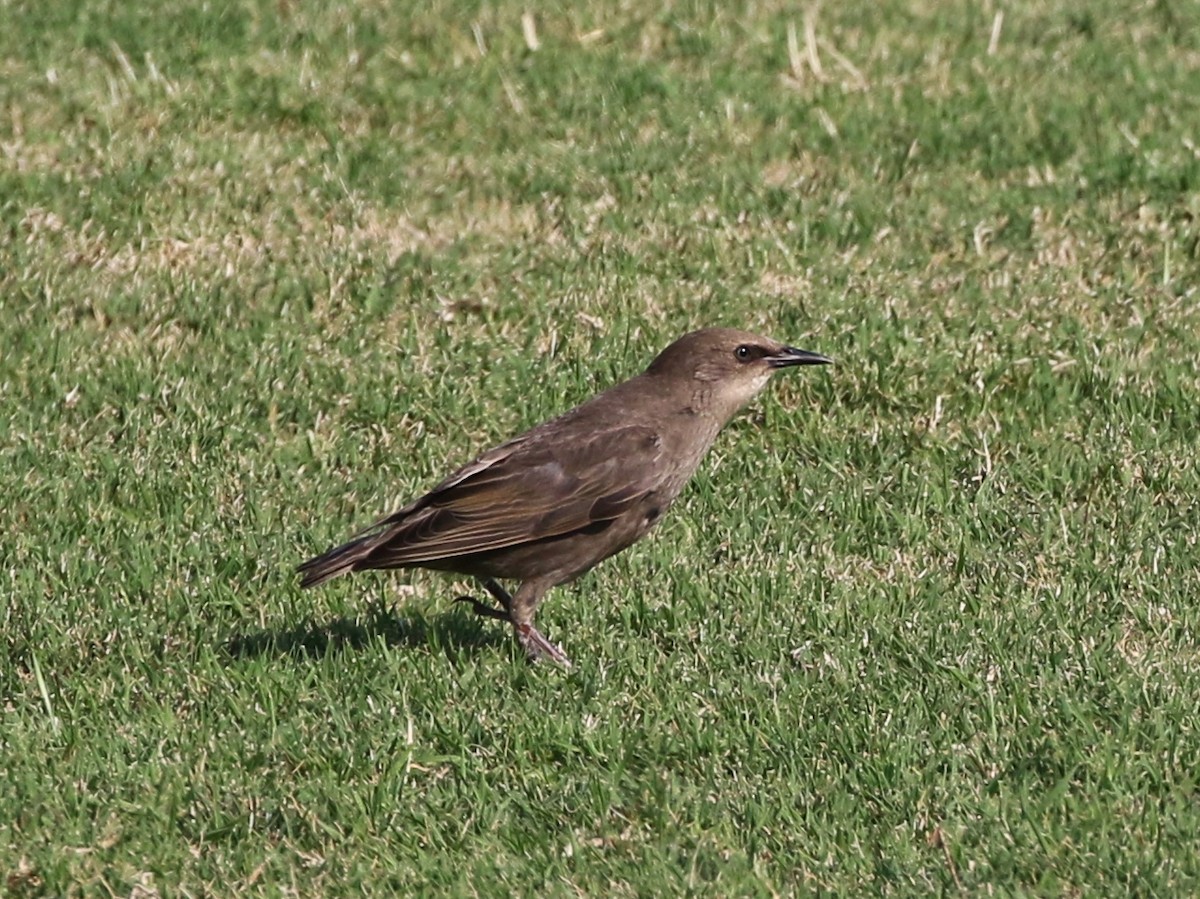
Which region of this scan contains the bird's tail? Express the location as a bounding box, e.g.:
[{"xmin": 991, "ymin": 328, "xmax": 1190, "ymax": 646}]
[{"xmin": 296, "ymin": 530, "xmax": 380, "ymax": 588}]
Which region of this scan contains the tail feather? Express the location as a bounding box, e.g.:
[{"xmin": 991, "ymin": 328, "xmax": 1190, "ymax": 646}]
[{"xmin": 296, "ymin": 531, "xmax": 380, "ymax": 588}]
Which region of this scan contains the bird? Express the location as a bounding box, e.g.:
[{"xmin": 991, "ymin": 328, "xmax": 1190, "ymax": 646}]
[{"xmin": 297, "ymin": 327, "xmax": 832, "ymax": 668}]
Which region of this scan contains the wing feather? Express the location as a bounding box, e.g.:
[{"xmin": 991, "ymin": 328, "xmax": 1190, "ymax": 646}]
[{"xmin": 361, "ymin": 425, "xmax": 664, "ymax": 566}]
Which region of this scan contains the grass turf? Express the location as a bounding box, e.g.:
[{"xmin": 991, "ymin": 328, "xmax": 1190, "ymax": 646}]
[{"xmin": 3, "ymin": 0, "xmax": 1200, "ymax": 894}]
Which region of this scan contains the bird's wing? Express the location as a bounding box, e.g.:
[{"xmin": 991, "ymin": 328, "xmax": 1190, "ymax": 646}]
[{"xmin": 362, "ymin": 424, "xmax": 665, "ymax": 566}]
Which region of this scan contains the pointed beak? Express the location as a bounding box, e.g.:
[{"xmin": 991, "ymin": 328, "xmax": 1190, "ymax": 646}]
[{"xmin": 768, "ymin": 346, "xmax": 834, "ymax": 368}]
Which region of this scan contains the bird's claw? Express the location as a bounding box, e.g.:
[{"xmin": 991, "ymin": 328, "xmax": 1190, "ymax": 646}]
[
  {"xmin": 454, "ymin": 595, "xmax": 511, "ymax": 622},
  {"xmin": 458, "ymin": 579, "xmax": 568, "ymax": 668},
  {"xmin": 515, "ymin": 623, "xmax": 573, "ymax": 669}
]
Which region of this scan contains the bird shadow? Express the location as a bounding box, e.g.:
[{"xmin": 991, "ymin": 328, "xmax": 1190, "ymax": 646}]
[{"xmin": 222, "ymin": 601, "xmax": 508, "ymax": 664}]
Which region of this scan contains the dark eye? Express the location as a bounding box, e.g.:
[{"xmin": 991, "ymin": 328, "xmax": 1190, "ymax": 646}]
[{"xmin": 734, "ymin": 345, "xmax": 753, "ymax": 362}]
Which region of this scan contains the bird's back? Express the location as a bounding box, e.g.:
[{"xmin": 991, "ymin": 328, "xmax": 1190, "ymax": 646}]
[{"xmin": 296, "ymin": 373, "xmax": 709, "ymax": 587}]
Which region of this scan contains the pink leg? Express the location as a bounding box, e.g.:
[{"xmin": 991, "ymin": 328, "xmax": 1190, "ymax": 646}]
[
  {"xmin": 510, "ymin": 580, "xmax": 572, "ymax": 669},
  {"xmin": 514, "ymin": 622, "xmax": 573, "ymax": 669}
]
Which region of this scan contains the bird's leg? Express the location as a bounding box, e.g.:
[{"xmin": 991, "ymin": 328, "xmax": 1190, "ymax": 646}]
[
  {"xmin": 454, "ymin": 578, "xmax": 512, "ymax": 621},
  {"xmin": 514, "ymin": 623, "xmax": 573, "ymax": 669},
  {"xmin": 456, "ymin": 579, "xmax": 571, "ymax": 668},
  {"xmin": 481, "ymin": 578, "xmax": 513, "ymax": 611},
  {"xmin": 510, "ymin": 582, "xmax": 572, "ymax": 669}
]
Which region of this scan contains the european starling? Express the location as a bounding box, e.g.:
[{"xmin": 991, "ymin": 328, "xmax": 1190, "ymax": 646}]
[{"xmin": 297, "ymin": 328, "xmax": 831, "ymax": 667}]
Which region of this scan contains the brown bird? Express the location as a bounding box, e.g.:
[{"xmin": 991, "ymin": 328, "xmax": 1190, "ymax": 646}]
[{"xmin": 297, "ymin": 328, "xmax": 832, "ymax": 667}]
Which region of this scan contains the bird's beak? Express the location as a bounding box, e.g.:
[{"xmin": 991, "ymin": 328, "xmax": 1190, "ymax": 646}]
[{"xmin": 768, "ymin": 346, "xmax": 834, "ymax": 368}]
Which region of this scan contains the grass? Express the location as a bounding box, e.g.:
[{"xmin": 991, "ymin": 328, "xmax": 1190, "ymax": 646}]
[{"xmin": 3, "ymin": 0, "xmax": 1200, "ymax": 894}]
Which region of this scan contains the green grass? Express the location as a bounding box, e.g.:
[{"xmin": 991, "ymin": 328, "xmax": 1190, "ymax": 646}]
[{"xmin": 3, "ymin": 0, "xmax": 1200, "ymax": 894}]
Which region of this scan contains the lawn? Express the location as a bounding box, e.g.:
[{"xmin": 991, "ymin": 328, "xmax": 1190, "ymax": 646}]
[{"xmin": 3, "ymin": 0, "xmax": 1200, "ymax": 894}]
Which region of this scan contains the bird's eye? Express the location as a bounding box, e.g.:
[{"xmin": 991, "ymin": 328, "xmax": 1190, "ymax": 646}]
[{"xmin": 734, "ymin": 345, "xmax": 753, "ymax": 363}]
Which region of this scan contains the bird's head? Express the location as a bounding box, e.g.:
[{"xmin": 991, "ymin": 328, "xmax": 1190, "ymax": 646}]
[{"xmin": 644, "ymin": 327, "xmax": 832, "ymax": 422}]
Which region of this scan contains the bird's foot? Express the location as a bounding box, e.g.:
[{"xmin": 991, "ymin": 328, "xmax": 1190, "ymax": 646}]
[
  {"xmin": 454, "ymin": 577, "xmax": 515, "ymax": 622},
  {"xmin": 454, "ymin": 580, "xmax": 569, "ymax": 668},
  {"xmin": 515, "ymin": 622, "xmax": 572, "ymax": 669},
  {"xmin": 454, "ymin": 595, "xmax": 510, "ymax": 622}
]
